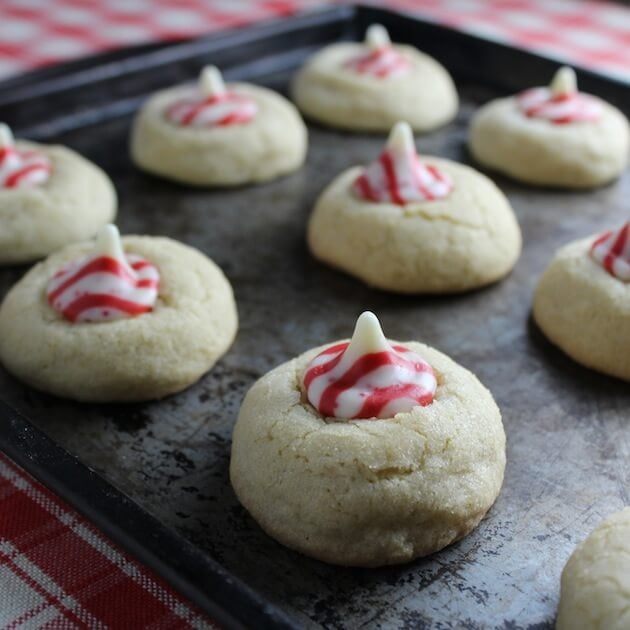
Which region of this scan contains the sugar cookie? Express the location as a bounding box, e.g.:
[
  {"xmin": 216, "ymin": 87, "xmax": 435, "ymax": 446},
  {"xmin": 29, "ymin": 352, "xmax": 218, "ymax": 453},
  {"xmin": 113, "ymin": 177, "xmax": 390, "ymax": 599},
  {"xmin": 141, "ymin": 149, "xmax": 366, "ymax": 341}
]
[
  {"xmin": 0, "ymin": 224, "xmax": 237, "ymax": 401},
  {"xmin": 469, "ymin": 67, "xmax": 629, "ymax": 188},
  {"xmin": 0, "ymin": 124, "xmax": 117, "ymax": 266},
  {"xmin": 556, "ymin": 507, "xmax": 630, "ymax": 630},
  {"xmin": 230, "ymin": 312, "xmax": 506, "ymax": 567},
  {"xmin": 131, "ymin": 66, "xmax": 307, "ymax": 186},
  {"xmin": 533, "ymin": 222, "xmax": 630, "ymax": 381},
  {"xmin": 291, "ymin": 24, "xmax": 458, "ymax": 132},
  {"xmin": 308, "ymin": 121, "xmax": 521, "ymax": 293}
]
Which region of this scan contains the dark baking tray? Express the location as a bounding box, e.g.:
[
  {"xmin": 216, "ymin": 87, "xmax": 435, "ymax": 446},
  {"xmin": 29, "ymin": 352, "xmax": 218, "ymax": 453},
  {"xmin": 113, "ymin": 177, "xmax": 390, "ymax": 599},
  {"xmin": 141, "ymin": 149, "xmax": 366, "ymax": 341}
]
[{"xmin": 1, "ymin": 5, "xmax": 629, "ymax": 628}]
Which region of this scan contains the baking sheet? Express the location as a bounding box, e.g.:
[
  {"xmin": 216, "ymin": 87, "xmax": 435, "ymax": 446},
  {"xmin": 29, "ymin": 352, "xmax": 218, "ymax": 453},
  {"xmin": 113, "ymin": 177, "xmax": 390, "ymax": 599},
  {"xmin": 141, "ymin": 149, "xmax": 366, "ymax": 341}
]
[{"xmin": 1, "ymin": 7, "xmax": 628, "ymax": 628}]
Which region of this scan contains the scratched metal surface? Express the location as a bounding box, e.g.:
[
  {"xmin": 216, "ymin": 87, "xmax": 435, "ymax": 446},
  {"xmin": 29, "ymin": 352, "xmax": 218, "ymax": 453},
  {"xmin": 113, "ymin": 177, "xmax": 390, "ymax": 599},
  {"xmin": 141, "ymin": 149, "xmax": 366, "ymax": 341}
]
[{"xmin": 1, "ymin": 59, "xmax": 629, "ymax": 630}]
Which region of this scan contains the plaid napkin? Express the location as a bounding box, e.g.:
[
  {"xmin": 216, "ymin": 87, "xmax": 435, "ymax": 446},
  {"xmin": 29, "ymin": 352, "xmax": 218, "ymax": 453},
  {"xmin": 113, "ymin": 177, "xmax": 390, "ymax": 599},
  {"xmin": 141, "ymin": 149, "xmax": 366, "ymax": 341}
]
[
  {"xmin": 0, "ymin": 453, "xmax": 216, "ymax": 629},
  {"xmin": 0, "ymin": 0, "xmax": 629, "ymax": 82}
]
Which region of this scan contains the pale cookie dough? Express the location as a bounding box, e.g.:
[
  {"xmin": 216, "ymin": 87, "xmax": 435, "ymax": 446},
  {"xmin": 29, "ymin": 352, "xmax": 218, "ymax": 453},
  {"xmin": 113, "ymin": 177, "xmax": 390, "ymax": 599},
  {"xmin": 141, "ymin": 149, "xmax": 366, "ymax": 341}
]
[
  {"xmin": 533, "ymin": 236, "xmax": 630, "ymax": 381},
  {"xmin": 291, "ymin": 25, "xmax": 458, "ymax": 132},
  {"xmin": 0, "ymin": 235, "xmax": 238, "ymax": 401},
  {"xmin": 308, "ymin": 124, "xmax": 521, "ymax": 294},
  {"xmin": 556, "ymin": 507, "xmax": 630, "ymax": 630},
  {"xmin": 131, "ymin": 66, "xmax": 307, "ymax": 186},
  {"xmin": 469, "ymin": 68, "xmax": 629, "ymax": 188},
  {"xmin": 230, "ymin": 338, "xmax": 505, "ymax": 567},
  {"xmin": 0, "ymin": 136, "xmax": 117, "ymax": 266}
]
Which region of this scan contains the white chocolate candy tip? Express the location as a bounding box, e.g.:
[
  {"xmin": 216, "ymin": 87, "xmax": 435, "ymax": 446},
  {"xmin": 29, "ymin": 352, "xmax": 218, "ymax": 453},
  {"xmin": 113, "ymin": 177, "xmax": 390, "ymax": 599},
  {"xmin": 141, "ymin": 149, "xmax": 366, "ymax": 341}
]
[
  {"xmin": 199, "ymin": 65, "xmax": 226, "ymax": 97},
  {"xmin": 387, "ymin": 121, "xmax": 415, "ymax": 154},
  {"xmin": 365, "ymin": 23, "xmax": 391, "ymax": 49},
  {"xmin": 345, "ymin": 311, "xmax": 391, "ymax": 361},
  {"xmin": 95, "ymin": 224, "xmax": 131, "ymax": 271},
  {"xmin": 0, "ymin": 123, "xmax": 14, "ymax": 147},
  {"xmin": 354, "ymin": 120, "xmax": 452, "ymax": 203},
  {"xmin": 550, "ymin": 66, "xmax": 576, "ymax": 96}
]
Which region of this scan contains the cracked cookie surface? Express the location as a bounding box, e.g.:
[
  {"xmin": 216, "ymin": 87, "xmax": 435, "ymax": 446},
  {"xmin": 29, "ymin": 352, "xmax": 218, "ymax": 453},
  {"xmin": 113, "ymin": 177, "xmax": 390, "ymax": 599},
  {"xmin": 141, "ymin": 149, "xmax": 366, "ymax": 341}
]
[
  {"xmin": 0, "ymin": 142, "xmax": 116, "ymax": 265},
  {"xmin": 533, "ymin": 236, "xmax": 630, "ymax": 382},
  {"xmin": 557, "ymin": 507, "xmax": 630, "ymax": 630},
  {"xmin": 0, "ymin": 236, "xmax": 238, "ymax": 401},
  {"xmin": 131, "ymin": 83, "xmax": 307, "ymax": 187},
  {"xmin": 291, "ymin": 42, "xmax": 457, "ymax": 132},
  {"xmin": 469, "ymin": 96, "xmax": 629, "ymax": 188},
  {"xmin": 307, "ymin": 160, "xmax": 521, "ymax": 293},
  {"xmin": 230, "ymin": 340, "xmax": 506, "ymax": 567}
]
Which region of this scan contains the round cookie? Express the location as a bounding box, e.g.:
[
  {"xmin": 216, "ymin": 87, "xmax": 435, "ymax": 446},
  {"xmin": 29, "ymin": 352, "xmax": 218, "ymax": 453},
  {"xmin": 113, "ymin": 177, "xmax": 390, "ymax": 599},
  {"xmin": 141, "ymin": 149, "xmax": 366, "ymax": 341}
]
[
  {"xmin": 291, "ymin": 24, "xmax": 458, "ymax": 132},
  {"xmin": 556, "ymin": 507, "xmax": 630, "ymax": 630},
  {"xmin": 308, "ymin": 122, "xmax": 521, "ymax": 293},
  {"xmin": 0, "ymin": 225, "xmax": 238, "ymax": 402},
  {"xmin": 533, "ymin": 224, "xmax": 630, "ymax": 381},
  {"xmin": 131, "ymin": 66, "xmax": 307, "ymax": 186},
  {"xmin": 230, "ymin": 312, "xmax": 506, "ymax": 567},
  {"xmin": 0, "ymin": 124, "xmax": 117, "ymax": 266},
  {"xmin": 469, "ymin": 67, "xmax": 629, "ymax": 188}
]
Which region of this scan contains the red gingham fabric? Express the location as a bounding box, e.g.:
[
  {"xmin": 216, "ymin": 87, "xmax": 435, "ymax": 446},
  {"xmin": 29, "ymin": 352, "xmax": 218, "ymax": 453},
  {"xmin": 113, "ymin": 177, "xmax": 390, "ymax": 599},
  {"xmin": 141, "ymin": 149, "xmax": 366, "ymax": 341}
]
[
  {"xmin": 380, "ymin": 0, "xmax": 630, "ymax": 82},
  {"xmin": 0, "ymin": 453, "xmax": 216, "ymax": 629},
  {"xmin": 0, "ymin": 0, "xmax": 629, "ymax": 82},
  {"xmin": 0, "ymin": 0, "xmax": 320, "ymax": 80}
]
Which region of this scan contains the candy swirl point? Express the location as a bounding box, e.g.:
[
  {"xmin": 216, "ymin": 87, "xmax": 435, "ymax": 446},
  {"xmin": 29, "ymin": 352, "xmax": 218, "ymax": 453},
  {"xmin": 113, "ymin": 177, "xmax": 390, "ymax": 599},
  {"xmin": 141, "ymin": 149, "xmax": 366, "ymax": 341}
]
[
  {"xmin": 166, "ymin": 66, "xmax": 257, "ymax": 128},
  {"xmin": 344, "ymin": 24, "xmax": 411, "ymax": 78},
  {"xmin": 354, "ymin": 121, "xmax": 453, "ymax": 204},
  {"xmin": 303, "ymin": 311, "xmax": 437, "ymax": 420},
  {"xmin": 0, "ymin": 123, "xmax": 51, "ymax": 189},
  {"xmin": 591, "ymin": 221, "xmax": 630, "ymax": 281},
  {"xmin": 47, "ymin": 224, "xmax": 160, "ymax": 323},
  {"xmin": 517, "ymin": 67, "xmax": 602, "ymax": 124}
]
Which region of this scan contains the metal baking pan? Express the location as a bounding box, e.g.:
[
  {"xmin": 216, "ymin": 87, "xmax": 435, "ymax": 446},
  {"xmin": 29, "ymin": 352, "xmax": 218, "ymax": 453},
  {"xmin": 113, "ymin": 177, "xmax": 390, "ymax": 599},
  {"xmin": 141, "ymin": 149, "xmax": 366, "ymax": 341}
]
[{"xmin": 1, "ymin": 5, "xmax": 628, "ymax": 628}]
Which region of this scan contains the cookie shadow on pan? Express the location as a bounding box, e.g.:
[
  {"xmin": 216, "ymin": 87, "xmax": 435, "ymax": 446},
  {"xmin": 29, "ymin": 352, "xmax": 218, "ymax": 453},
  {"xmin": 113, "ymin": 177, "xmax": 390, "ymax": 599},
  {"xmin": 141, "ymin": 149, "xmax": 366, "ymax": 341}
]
[
  {"xmin": 305, "ymin": 260, "xmax": 514, "ymax": 307},
  {"xmin": 526, "ymin": 311, "xmax": 630, "ymax": 399},
  {"xmin": 463, "ymin": 141, "xmax": 625, "ymax": 195},
  {"xmin": 128, "ymin": 161, "xmax": 307, "ymax": 193},
  {"xmin": 0, "ymin": 262, "xmax": 35, "ymax": 301}
]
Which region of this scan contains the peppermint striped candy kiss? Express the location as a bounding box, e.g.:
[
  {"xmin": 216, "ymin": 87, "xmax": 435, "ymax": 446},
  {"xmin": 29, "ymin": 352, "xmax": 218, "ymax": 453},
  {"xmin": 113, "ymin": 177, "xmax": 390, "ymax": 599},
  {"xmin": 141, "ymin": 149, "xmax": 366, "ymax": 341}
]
[
  {"xmin": 344, "ymin": 24, "xmax": 410, "ymax": 79},
  {"xmin": 517, "ymin": 66, "xmax": 601, "ymax": 124},
  {"xmin": 354, "ymin": 121, "xmax": 452, "ymax": 204},
  {"xmin": 47, "ymin": 225, "xmax": 160, "ymax": 323},
  {"xmin": 0, "ymin": 123, "xmax": 51, "ymax": 189},
  {"xmin": 591, "ymin": 221, "xmax": 630, "ymax": 282},
  {"xmin": 166, "ymin": 65, "xmax": 257, "ymax": 128},
  {"xmin": 303, "ymin": 311, "xmax": 437, "ymax": 420}
]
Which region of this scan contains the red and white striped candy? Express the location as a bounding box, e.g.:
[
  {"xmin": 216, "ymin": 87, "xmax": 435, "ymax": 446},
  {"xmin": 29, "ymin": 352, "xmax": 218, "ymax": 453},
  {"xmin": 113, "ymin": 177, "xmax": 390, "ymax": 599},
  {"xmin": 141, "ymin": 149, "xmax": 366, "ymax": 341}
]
[
  {"xmin": 354, "ymin": 121, "xmax": 452, "ymax": 204},
  {"xmin": 591, "ymin": 222, "xmax": 630, "ymax": 281},
  {"xmin": 303, "ymin": 312, "xmax": 437, "ymax": 420},
  {"xmin": 47, "ymin": 225, "xmax": 160, "ymax": 323},
  {"xmin": 166, "ymin": 92, "xmax": 257, "ymax": 127},
  {"xmin": 165, "ymin": 65, "xmax": 257, "ymax": 128},
  {"xmin": 344, "ymin": 24, "xmax": 411, "ymax": 79},
  {"xmin": 0, "ymin": 124, "xmax": 51, "ymax": 189},
  {"xmin": 517, "ymin": 66, "xmax": 601, "ymax": 124},
  {"xmin": 344, "ymin": 47, "xmax": 411, "ymax": 79}
]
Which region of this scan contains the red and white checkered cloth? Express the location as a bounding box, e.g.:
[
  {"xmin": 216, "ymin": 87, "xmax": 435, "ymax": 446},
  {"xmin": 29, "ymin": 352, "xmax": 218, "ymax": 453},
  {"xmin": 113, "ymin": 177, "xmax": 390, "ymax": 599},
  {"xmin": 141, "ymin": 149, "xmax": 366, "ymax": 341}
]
[
  {"xmin": 0, "ymin": 0, "xmax": 629, "ymax": 82},
  {"xmin": 0, "ymin": 0, "xmax": 320, "ymax": 80},
  {"xmin": 381, "ymin": 0, "xmax": 630, "ymax": 82},
  {"xmin": 0, "ymin": 453, "xmax": 215, "ymax": 629}
]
